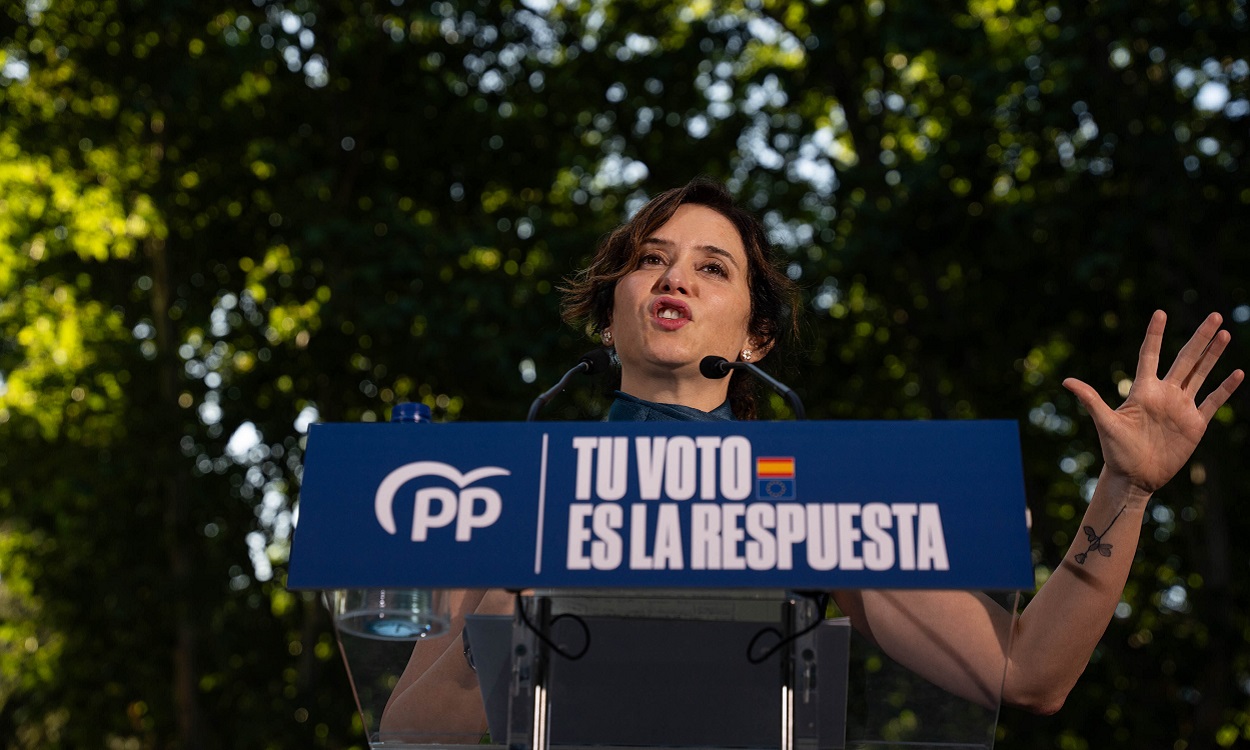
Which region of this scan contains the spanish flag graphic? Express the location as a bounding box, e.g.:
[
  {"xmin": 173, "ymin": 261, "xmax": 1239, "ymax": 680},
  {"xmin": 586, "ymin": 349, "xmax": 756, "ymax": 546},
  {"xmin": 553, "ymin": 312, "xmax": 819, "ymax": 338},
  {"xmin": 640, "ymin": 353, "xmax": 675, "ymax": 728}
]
[{"xmin": 756, "ymin": 457, "xmax": 796, "ymax": 499}]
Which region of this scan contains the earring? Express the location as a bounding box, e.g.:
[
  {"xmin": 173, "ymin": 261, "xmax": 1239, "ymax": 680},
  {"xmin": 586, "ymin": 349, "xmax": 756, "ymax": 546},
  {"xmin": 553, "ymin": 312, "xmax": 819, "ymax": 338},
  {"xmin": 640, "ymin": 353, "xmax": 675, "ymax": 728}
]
[
  {"xmin": 602, "ymin": 328, "xmax": 613, "ymax": 346},
  {"xmin": 741, "ymin": 349, "xmax": 752, "ymax": 362}
]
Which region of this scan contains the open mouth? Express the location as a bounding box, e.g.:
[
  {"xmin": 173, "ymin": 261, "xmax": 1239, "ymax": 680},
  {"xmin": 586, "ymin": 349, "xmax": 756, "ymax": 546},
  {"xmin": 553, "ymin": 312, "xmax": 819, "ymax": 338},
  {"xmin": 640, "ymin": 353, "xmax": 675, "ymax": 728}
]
[{"xmin": 653, "ymin": 297, "xmax": 691, "ymax": 321}]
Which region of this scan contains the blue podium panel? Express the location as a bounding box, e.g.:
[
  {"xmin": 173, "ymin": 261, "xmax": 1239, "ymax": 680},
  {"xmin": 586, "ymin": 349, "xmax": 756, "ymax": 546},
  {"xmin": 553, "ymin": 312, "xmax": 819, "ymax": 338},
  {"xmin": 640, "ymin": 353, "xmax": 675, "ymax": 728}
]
[{"xmin": 288, "ymin": 421, "xmax": 1032, "ymax": 591}]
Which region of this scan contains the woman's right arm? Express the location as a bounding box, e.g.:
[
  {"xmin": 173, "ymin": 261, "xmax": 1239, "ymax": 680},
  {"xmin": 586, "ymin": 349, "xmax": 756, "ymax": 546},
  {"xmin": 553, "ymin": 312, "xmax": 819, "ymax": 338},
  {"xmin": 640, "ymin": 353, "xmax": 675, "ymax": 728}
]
[{"xmin": 380, "ymin": 588, "xmax": 514, "ymax": 739}]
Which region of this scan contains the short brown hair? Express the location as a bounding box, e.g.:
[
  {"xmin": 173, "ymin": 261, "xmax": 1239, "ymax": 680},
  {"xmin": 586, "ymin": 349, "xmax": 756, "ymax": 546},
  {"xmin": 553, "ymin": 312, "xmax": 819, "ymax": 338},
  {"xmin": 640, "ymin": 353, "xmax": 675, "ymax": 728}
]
[{"xmin": 562, "ymin": 178, "xmax": 799, "ymax": 419}]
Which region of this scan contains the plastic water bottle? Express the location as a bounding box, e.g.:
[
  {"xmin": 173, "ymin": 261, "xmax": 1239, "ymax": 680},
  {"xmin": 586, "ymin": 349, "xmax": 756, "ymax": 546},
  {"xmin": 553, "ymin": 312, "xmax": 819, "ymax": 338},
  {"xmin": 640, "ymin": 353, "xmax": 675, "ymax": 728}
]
[
  {"xmin": 327, "ymin": 402, "xmax": 449, "ymax": 640},
  {"xmin": 391, "ymin": 401, "xmax": 433, "ymax": 423}
]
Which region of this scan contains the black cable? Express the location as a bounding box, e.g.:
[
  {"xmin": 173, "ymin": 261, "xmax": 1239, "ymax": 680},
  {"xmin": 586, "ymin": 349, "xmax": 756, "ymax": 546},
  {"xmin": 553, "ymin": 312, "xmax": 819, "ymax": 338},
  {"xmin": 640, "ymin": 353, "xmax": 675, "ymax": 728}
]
[
  {"xmin": 746, "ymin": 592, "xmax": 829, "ymax": 664},
  {"xmin": 512, "ymin": 592, "xmax": 591, "ymax": 661}
]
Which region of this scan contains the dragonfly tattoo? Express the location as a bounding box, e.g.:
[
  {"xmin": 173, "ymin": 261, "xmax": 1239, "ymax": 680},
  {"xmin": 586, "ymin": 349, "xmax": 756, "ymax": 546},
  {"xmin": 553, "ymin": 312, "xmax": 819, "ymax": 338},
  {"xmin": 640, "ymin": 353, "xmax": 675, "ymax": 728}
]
[{"xmin": 1075, "ymin": 507, "xmax": 1126, "ymax": 565}]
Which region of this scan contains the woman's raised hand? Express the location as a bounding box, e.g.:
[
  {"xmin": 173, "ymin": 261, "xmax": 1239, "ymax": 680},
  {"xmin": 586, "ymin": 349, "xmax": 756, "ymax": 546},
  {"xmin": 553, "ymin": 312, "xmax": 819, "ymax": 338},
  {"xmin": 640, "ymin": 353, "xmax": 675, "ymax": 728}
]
[{"xmin": 1062, "ymin": 310, "xmax": 1244, "ymax": 503}]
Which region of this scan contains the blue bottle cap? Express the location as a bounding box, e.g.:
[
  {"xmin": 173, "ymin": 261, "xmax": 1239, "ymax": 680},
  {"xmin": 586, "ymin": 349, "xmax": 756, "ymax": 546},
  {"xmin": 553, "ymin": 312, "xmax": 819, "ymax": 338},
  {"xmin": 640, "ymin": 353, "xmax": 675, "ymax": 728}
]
[{"xmin": 391, "ymin": 402, "xmax": 433, "ymax": 423}]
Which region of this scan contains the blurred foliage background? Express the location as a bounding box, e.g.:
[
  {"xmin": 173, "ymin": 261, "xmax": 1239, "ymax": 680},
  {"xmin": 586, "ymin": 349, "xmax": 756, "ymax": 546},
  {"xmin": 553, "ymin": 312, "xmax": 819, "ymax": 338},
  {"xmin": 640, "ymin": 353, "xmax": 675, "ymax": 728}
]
[{"xmin": 1, "ymin": 0, "xmax": 1248, "ymax": 748}]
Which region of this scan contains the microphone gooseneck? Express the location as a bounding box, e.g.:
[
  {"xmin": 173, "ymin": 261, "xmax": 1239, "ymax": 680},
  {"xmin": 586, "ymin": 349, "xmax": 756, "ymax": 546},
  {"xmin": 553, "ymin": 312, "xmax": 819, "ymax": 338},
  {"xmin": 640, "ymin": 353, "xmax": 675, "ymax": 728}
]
[
  {"xmin": 699, "ymin": 355, "xmax": 806, "ymax": 420},
  {"xmin": 526, "ymin": 348, "xmax": 613, "ymax": 421}
]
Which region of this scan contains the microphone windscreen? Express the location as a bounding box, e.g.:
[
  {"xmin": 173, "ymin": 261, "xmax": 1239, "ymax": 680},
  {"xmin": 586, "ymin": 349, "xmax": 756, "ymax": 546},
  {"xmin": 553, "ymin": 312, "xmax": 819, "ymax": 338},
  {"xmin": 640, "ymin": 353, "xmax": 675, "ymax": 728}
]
[
  {"xmin": 700, "ymin": 355, "xmax": 731, "ymax": 380},
  {"xmin": 579, "ymin": 347, "xmax": 613, "ymax": 375}
]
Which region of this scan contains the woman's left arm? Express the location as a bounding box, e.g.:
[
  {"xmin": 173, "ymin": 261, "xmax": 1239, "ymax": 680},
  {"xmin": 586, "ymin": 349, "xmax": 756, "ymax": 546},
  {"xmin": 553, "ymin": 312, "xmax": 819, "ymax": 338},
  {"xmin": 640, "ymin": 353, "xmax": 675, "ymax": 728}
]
[
  {"xmin": 1010, "ymin": 310, "xmax": 1241, "ymax": 710},
  {"xmin": 837, "ymin": 310, "xmax": 1243, "ymax": 714}
]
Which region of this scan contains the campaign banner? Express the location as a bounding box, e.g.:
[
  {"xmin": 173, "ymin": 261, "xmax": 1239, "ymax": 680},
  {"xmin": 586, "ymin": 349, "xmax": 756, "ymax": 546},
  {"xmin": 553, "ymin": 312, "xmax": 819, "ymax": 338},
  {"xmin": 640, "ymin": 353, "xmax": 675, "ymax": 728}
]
[{"xmin": 287, "ymin": 420, "xmax": 1033, "ymax": 591}]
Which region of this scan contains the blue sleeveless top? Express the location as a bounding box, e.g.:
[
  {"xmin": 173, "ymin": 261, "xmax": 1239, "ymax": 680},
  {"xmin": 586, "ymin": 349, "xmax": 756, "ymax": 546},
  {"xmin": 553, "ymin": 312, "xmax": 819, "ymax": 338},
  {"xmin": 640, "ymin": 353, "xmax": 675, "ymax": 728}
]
[{"xmin": 606, "ymin": 391, "xmax": 735, "ymax": 422}]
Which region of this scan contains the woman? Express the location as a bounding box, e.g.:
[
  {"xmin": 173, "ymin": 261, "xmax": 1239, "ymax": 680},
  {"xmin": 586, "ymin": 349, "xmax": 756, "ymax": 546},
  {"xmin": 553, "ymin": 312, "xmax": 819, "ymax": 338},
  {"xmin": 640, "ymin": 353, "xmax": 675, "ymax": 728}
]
[
  {"xmin": 383, "ymin": 178, "xmax": 1243, "ymax": 735},
  {"xmin": 563, "ymin": 178, "xmax": 800, "ymax": 420},
  {"xmin": 566, "ymin": 177, "xmax": 1243, "ymax": 712}
]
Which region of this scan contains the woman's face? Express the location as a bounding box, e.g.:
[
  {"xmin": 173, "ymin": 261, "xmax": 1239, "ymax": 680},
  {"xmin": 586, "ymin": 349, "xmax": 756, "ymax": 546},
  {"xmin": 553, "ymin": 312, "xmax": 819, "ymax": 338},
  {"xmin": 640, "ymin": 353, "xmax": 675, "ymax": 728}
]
[{"xmin": 610, "ymin": 203, "xmax": 755, "ymax": 384}]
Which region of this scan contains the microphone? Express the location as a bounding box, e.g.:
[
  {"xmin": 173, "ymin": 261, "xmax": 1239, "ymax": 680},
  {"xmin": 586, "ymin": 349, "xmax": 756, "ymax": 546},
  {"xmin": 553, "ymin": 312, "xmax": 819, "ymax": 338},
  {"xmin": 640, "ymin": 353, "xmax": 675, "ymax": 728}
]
[
  {"xmin": 700, "ymin": 355, "xmax": 806, "ymax": 420},
  {"xmin": 526, "ymin": 348, "xmax": 613, "ymax": 421}
]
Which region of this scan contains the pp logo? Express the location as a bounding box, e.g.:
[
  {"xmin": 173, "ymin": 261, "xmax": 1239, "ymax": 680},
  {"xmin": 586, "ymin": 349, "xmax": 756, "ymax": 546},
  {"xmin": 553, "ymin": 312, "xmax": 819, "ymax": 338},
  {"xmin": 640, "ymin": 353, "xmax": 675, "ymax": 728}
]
[{"xmin": 374, "ymin": 461, "xmax": 511, "ymax": 542}]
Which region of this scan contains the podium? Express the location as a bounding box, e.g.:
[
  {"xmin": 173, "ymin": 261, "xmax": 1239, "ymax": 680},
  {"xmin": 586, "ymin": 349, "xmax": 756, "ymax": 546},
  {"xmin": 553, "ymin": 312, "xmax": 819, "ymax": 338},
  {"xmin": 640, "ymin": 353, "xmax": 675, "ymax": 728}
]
[{"xmin": 289, "ymin": 420, "xmax": 1032, "ymax": 749}]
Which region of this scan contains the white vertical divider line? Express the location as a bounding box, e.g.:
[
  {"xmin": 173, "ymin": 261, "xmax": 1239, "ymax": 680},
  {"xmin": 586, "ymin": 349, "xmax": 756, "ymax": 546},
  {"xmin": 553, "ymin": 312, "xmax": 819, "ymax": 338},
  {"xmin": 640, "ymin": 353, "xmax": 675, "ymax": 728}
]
[{"xmin": 534, "ymin": 433, "xmax": 549, "ymax": 574}]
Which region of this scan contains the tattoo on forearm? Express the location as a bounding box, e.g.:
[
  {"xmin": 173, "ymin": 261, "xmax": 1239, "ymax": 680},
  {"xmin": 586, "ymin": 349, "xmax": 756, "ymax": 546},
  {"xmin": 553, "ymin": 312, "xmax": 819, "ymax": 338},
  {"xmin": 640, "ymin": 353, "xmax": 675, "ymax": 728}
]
[{"xmin": 1074, "ymin": 507, "xmax": 1126, "ymax": 565}]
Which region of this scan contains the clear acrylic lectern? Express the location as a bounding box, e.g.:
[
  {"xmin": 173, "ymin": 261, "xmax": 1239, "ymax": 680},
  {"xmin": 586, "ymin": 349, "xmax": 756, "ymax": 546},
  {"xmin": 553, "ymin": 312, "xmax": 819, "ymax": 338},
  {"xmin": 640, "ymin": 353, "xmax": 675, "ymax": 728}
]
[
  {"xmin": 332, "ymin": 587, "xmax": 1021, "ymax": 750},
  {"xmin": 290, "ymin": 419, "xmax": 1033, "ymax": 750}
]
